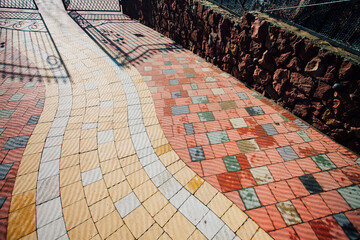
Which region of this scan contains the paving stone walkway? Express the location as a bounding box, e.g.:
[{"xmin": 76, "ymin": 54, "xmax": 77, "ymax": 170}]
[{"xmin": 0, "ymin": 0, "xmax": 359, "ymax": 239}]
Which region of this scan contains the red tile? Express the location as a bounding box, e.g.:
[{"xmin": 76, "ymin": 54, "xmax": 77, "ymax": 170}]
[
  {"xmin": 187, "ymin": 162, "xmax": 203, "ymax": 177},
  {"xmin": 253, "ymin": 115, "xmax": 274, "ymax": 125},
  {"xmin": 185, "ymin": 135, "xmax": 196, "ymax": 148},
  {"xmin": 246, "ymin": 151, "xmax": 271, "ymax": 167},
  {"xmin": 273, "ymin": 134, "xmax": 290, "ymax": 147},
  {"xmin": 202, "ymin": 145, "xmax": 215, "ymax": 159},
  {"xmin": 266, "ymin": 205, "xmax": 287, "ymax": 229},
  {"xmin": 309, "ymin": 216, "xmax": 348, "ymax": 240},
  {"xmin": 176, "ymin": 148, "xmax": 191, "ymax": 163},
  {"xmin": 328, "ymin": 169, "xmax": 353, "ymax": 187},
  {"xmin": 195, "ymin": 133, "xmax": 209, "ymax": 146},
  {"xmin": 268, "ymin": 163, "xmax": 292, "ymax": 181},
  {"xmin": 172, "ymin": 124, "xmax": 186, "ymax": 135},
  {"xmin": 284, "ymin": 132, "xmax": 304, "ymax": 144},
  {"xmin": 268, "ymin": 181, "xmax": 296, "ymax": 202},
  {"xmin": 320, "ymin": 191, "xmax": 351, "ymax": 214},
  {"xmin": 326, "ymin": 152, "xmax": 348, "ymax": 168},
  {"xmin": 291, "ymin": 199, "xmax": 313, "ymax": 222},
  {"xmin": 281, "ymin": 112, "xmax": 296, "ymax": 121},
  {"xmin": 313, "ymin": 171, "xmax": 340, "ymax": 191},
  {"xmin": 237, "ymin": 127, "xmax": 260, "ymax": 139},
  {"xmin": 217, "ymin": 172, "xmax": 241, "ymax": 192},
  {"xmin": 193, "ymin": 122, "xmax": 207, "ymax": 134},
  {"xmin": 204, "ymin": 175, "xmax": 222, "ymax": 192},
  {"xmin": 293, "ymin": 222, "xmax": 319, "ymax": 240},
  {"xmin": 172, "ymin": 115, "xmax": 188, "ymax": 125},
  {"xmin": 265, "ymin": 148, "xmax": 284, "ymax": 164},
  {"xmin": 345, "ymin": 209, "xmax": 360, "ymax": 233},
  {"xmin": 274, "ymin": 123, "xmax": 289, "ymax": 134},
  {"xmin": 302, "ymin": 194, "xmax": 332, "ymax": 219},
  {"xmin": 269, "ymin": 227, "xmax": 299, "ymax": 240},
  {"xmin": 0, "ymin": 218, "xmax": 8, "ymax": 240},
  {"xmin": 287, "ymin": 178, "xmax": 310, "ymax": 198},
  {"xmin": 236, "ymin": 154, "xmax": 251, "ymax": 169},
  {"xmin": 309, "ymin": 141, "xmax": 328, "ymax": 155},
  {"xmin": 256, "ymin": 136, "xmax": 279, "ymax": 150},
  {"xmin": 211, "ymin": 143, "xmax": 228, "ymax": 158},
  {"xmin": 244, "ymin": 117, "xmax": 257, "ymax": 126},
  {"xmin": 227, "ymin": 129, "xmax": 242, "ymax": 142},
  {"xmin": 187, "ymin": 113, "xmax": 200, "ymax": 123},
  {"xmin": 254, "ymin": 185, "xmax": 277, "ymax": 206},
  {"xmin": 246, "ymin": 207, "xmax": 275, "ymax": 231},
  {"xmin": 284, "ymin": 160, "xmax": 304, "ymax": 177},
  {"xmin": 292, "ymin": 143, "xmax": 317, "ymax": 158},
  {"xmin": 342, "ymin": 165, "xmax": 360, "ymax": 184},
  {"xmin": 219, "ymin": 119, "xmax": 233, "ymax": 130},
  {"xmin": 296, "ymin": 157, "xmax": 321, "ymax": 174},
  {"xmin": 224, "ymin": 142, "xmax": 241, "ymax": 156},
  {"xmin": 201, "ymin": 158, "xmax": 227, "ymax": 176},
  {"xmin": 213, "ymin": 110, "xmax": 229, "ymax": 121},
  {"xmin": 224, "ymin": 191, "xmax": 245, "ymax": 210}
]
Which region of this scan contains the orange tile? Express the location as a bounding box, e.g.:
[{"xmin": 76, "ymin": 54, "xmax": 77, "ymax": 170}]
[
  {"xmin": 254, "ymin": 185, "xmax": 277, "ymax": 206},
  {"xmin": 301, "ymin": 194, "xmax": 332, "ymax": 219},
  {"xmin": 320, "ymin": 191, "xmax": 351, "ymax": 214},
  {"xmin": 201, "ymin": 158, "xmax": 227, "ymax": 176},
  {"xmin": 265, "ymin": 205, "xmax": 286, "ymax": 229},
  {"xmin": 268, "ymin": 163, "xmax": 292, "ymax": 181}
]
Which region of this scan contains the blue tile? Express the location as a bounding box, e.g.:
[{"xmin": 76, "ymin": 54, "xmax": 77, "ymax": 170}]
[
  {"xmin": 334, "ymin": 213, "xmax": 360, "ymax": 240},
  {"xmin": 276, "ymin": 146, "xmax": 299, "ymax": 161},
  {"xmin": 189, "ymin": 146, "xmax": 205, "ymax": 161},
  {"xmin": 237, "ymin": 92, "xmax": 249, "ymax": 100},
  {"xmin": 185, "ymin": 72, "xmax": 194, "ymax": 78},
  {"xmin": 261, "ymin": 124, "xmax": 278, "ymax": 136},
  {"xmin": 299, "ymin": 174, "xmax": 323, "ymax": 194},
  {"xmin": 0, "ymin": 162, "xmax": 14, "ymax": 180},
  {"xmin": 294, "ymin": 119, "xmax": 309, "ymax": 130},
  {"xmin": 171, "ymin": 91, "xmax": 182, "ymax": 98},
  {"xmin": 184, "ymin": 123, "xmax": 195, "ymax": 135},
  {"xmin": 27, "ymin": 115, "xmax": 40, "ymax": 125},
  {"xmin": 36, "ymin": 98, "xmax": 45, "ymax": 107},
  {"xmin": 2, "ymin": 135, "xmax": 30, "ymax": 150},
  {"xmin": 245, "ymin": 106, "xmax": 265, "ymax": 116},
  {"xmin": 0, "ymin": 198, "xmax": 5, "ymax": 209},
  {"xmin": 171, "ymin": 105, "xmax": 190, "ymax": 115}
]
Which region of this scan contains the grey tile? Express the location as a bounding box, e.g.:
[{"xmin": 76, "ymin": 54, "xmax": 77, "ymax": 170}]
[
  {"xmin": 171, "ymin": 91, "xmax": 181, "ymax": 98},
  {"xmin": 36, "ymin": 175, "xmax": 60, "ymax": 205},
  {"xmin": 152, "ymin": 170, "xmax": 172, "ymax": 187},
  {"xmin": 41, "ymin": 146, "xmax": 61, "ymax": 162},
  {"xmin": 184, "ymin": 123, "xmax": 195, "ymax": 135},
  {"xmin": 297, "ymin": 130, "xmax": 312, "ymax": 142},
  {"xmin": 170, "ymin": 187, "xmax": 191, "ymax": 209},
  {"xmin": 176, "ymin": 57, "xmax": 187, "ymax": 61},
  {"xmin": 185, "ymin": 72, "xmax": 194, "ymax": 78},
  {"xmin": 294, "ymin": 119, "xmax": 309, "ymax": 130},
  {"xmin": 0, "ymin": 198, "xmax": 5, "ymax": 209},
  {"xmin": 337, "ymin": 185, "xmax": 360, "ymax": 209},
  {"xmin": 0, "ymin": 162, "xmax": 13, "ymax": 180},
  {"xmin": 251, "ymin": 92, "xmax": 263, "ymax": 100},
  {"xmin": 27, "ymin": 115, "xmax": 40, "ymax": 125},
  {"xmin": 139, "ymin": 153, "xmax": 157, "ymax": 166},
  {"xmin": 207, "ymin": 130, "xmax": 230, "ymax": 144},
  {"xmin": 85, "ymin": 82, "xmax": 97, "ymax": 91},
  {"xmin": 205, "ymin": 77, "xmax": 218, "ymax": 82},
  {"xmin": 179, "ymin": 195, "xmax": 209, "ymax": 225},
  {"xmin": 245, "ymin": 106, "xmax": 265, "ymax": 116},
  {"xmin": 82, "ymin": 122, "xmax": 97, "ymax": 130},
  {"xmin": 0, "ymin": 127, "xmax": 5, "ymax": 135},
  {"xmin": 24, "ymin": 81, "xmax": 37, "ymax": 88},
  {"xmin": 158, "ymin": 177, "xmax": 182, "ymax": 199},
  {"xmin": 163, "ymin": 69, "xmax": 176, "ymax": 75},
  {"xmin": 171, "ymin": 105, "xmax": 190, "ymax": 115},
  {"xmin": 334, "ymin": 213, "xmax": 360, "ymax": 240},
  {"xmin": 38, "ymin": 160, "xmax": 60, "ymax": 180},
  {"xmin": 36, "ymin": 98, "xmax": 45, "ymax": 107},
  {"xmin": 191, "ymin": 96, "xmax": 209, "ymax": 104},
  {"xmin": 213, "ymin": 224, "xmax": 235, "ymax": 240},
  {"xmin": 164, "ymin": 61, "xmax": 172, "ymax": 65},
  {"xmin": 169, "ymin": 79, "xmax": 179, "ymax": 85},
  {"xmin": 9, "ymin": 94, "xmax": 24, "ymax": 102},
  {"xmin": 2, "ymin": 135, "xmax": 30, "ymax": 150},
  {"xmin": 239, "ymin": 187, "xmax": 261, "ymax": 210},
  {"xmin": 237, "ymin": 92, "xmax": 249, "ymax": 100},
  {"xmin": 0, "ymin": 109, "xmax": 15, "ymax": 119},
  {"xmin": 36, "ymin": 197, "xmax": 62, "ymax": 228},
  {"xmin": 47, "ymin": 127, "xmax": 66, "ymax": 137},
  {"xmin": 97, "ymin": 130, "xmax": 114, "ymax": 145},
  {"xmin": 299, "ymin": 174, "xmax": 323, "ymax": 194},
  {"xmin": 52, "ymin": 117, "xmax": 69, "ymax": 128},
  {"xmin": 261, "ymin": 124, "xmax": 278, "ymax": 136},
  {"xmin": 37, "ymin": 217, "xmax": 67, "ymax": 240},
  {"xmin": 100, "ymin": 100, "xmax": 113, "ymax": 108},
  {"xmin": 115, "ymin": 192, "xmax": 141, "ymax": 218},
  {"xmin": 81, "ymin": 167, "xmax": 103, "ymax": 186},
  {"xmin": 197, "ymin": 210, "xmax": 224, "ymax": 239},
  {"xmin": 277, "ymin": 146, "xmax": 299, "ymax": 161},
  {"xmin": 189, "ymin": 146, "xmax": 205, "ymax": 161},
  {"xmin": 198, "ymin": 112, "xmax": 215, "ymax": 122},
  {"xmin": 144, "ymin": 161, "xmax": 166, "ymax": 178},
  {"xmin": 132, "ymin": 132, "xmax": 151, "ymax": 150}
]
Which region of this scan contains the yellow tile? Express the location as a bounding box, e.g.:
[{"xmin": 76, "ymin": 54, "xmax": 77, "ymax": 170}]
[
  {"xmin": 108, "ymin": 181, "xmax": 132, "ymax": 202},
  {"xmin": 159, "ymin": 151, "xmax": 179, "ymax": 166},
  {"xmin": 81, "ymin": 129, "xmax": 97, "ymax": 139},
  {"xmin": 61, "ymin": 138, "xmax": 80, "ymax": 157},
  {"xmin": 9, "ymin": 190, "xmax": 35, "ymax": 213},
  {"xmin": 84, "ymin": 180, "xmax": 109, "ymax": 205},
  {"xmin": 23, "ymin": 142, "xmax": 44, "ymax": 156},
  {"xmin": 154, "ymin": 203, "xmax": 176, "ymax": 227},
  {"xmin": 133, "ymin": 180, "xmax": 157, "ymax": 202},
  {"xmin": 124, "ymin": 206, "xmax": 154, "ymax": 239},
  {"xmin": 100, "ymin": 158, "xmax": 120, "ymax": 174},
  {"xmin": 173, "ymin": 166, "xmax": 196, "ymax": 186},
  {"xmin": 164, "ymin": 211, "xmax": 195, "ymax": 240},
  {"xmin": 7, "ymin": 204, "xmax": 36, "ymax": 239},
  {"xmin": 115, "ymin": 139, "xmax": 135, "ymax": 158},
  {"xmin": 89, "ymin": 197, "xmax": 116, "ymax": 222},
  {"xmin": 114, "ymin": 128, "xmax": 130, "ymax": 141},
  {"xmin": 71, "ymin": 108, "xmax": 85, "ymax": 116},
  {"xmin": 60, "ymin": 181, "xmax": 85, "ymax": 207},
  {"xmin": 89, "ymin": 234, "xmax": 101, "ymax": 240},
  {"xmin": 185, "ymin": 176, "xmax": 204, "ymax": 194},
  {"xmin": 252, "ymin": 228, "xmax": 273, "ymax": 240},
  {"xmin": 99, "ymin": 116, "xmax": 113, "ymax": 123},
  {"xmin": 143, "ymin": 191, "xmax": 168, "ymax": 217},
  {"xmin": 12, "ymin": 172, "xmax": 37, "ymax": 195},
  {"xmin": 158, "ymin": 232, "xmax": 172, "ymax": 240},
  {"xmin": 127, "ymin": 169, "xmax": 148, "ymax": 189},
  {"xmin": 96, "ymin": 211, "xmax": 124, "ymax": 239},
  {"xmin": 194, "ymin": 181, "xmax": 218, "ymax": 205},
  {"xmin": 166, "ymin": 160, "xmax": 185, "ymax": 175},
  {"xmin": 236, "ymin": 218, "xmax": 259, "ymax": 240},
  {"xmin": 146, "ymin": 125, "xmax": 164, "ymax": 141},
  {"xmin": 151, "ymin": 137, "xmax": 168, "ymax": 149},
  {"xmin": 18, "ymin": 231, "xmax": 36, "ymax": 240},
  {"xmin": 31, "ymin": 122, "xmax": 52, "ymax": 134},
  {"xmin": 103, "ymin": 169, "xmax": 126, "ymax": 188},
  {"xmin": 68, "ymin": 218, "xmax": 97, "ymax": 240},
  {"xmin": 107, "ymin": 225, "xmax": 134, "ymax": 240},
  {"xmin": 139, "ymin": 223, "xmax": 163, "ymax": 240},
  {"xmin": 80, "ymin": 137, "xmax": 97, "ymax": 153},
  {"xmin": 80, "ymin": 150, "xmax": 99, "ymax": 172},
  {"xmin": 27, "ymin": 133, "xmax": 47, "ymax": 144},
  {"xmin": 154, "ymin": 144, "xmax": 172, "ymax": 156},
  {"xmin": 60, "ymin": 165, "xmax": 81, "ymax": 187},
  {"xmin": 119, "ymin": 154, "xmax": 138, "ymax": 167},
  {"xmin": 60, "ymin": 154, "xmax": 80, "ymax": 169},
  {"xmin": 188, "ymin": 229, "xmax": 207, "ymax": 240},
  {"xmin": 63, "ymin": 199, "xmax": 91, "ymax": 230},
  {"xmin": 143, "ymin": 117, "xmax": 158, "ymax": 127},
  {"xmin": 68, "ymin": 116, "xmax": 84, "ymax": 124},
  {"xmin": 208, "ymin": 192, "xmax": 233, "ymax": 217},
  {"xmin": 98, "ymin": 122, "xmax": 113, "ymax": 131},
  {"xmin": 17, "ymin": 153, "xmax": 41, "ymax": 176},
  {"xmin": 98, "ymin": 142, "xmax": 117, "ymax": 162},
  {"xmin": 64, "ymin": 128, "xmax": 81, "ymax": 140},
  {"xmin": 123, "ymin": 161, "xmax": 142, "ymax": 176},
  {"xmin": 222, "ymin": 204, "xmax": 248, "ymax": 232}
]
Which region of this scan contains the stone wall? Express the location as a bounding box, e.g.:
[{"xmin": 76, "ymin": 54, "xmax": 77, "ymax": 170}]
[{"xmin": 122, "ymin": 0, "xmax": 360, "ymax": 154}]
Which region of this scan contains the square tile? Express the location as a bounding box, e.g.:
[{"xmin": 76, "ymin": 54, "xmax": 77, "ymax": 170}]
[
  {"xmin": 171, "ymin": 91, "xmax": 182, "ymax": 98},
  {"xmin": 27, "ymin": 115, "xmax": 40, "ymax": 125},
  {"xmin": 276, "ymin": 201, "xmax": 302, "ymax": 225},
  {"xmin": 115, "ymin": 192, "xmax": 141, "ymax": 218},
  {"xmin": 189, "ymin": 146, "xmax": 205, "ymax": 161},
  {"xmin": 205, "ymin": 77, "xmax": 217, "ymax": 82},
  {"xmin": 237, "ymin": 92, "xmax": 249, "ymax": 100},
  {"xmin": 294, "ymin": 119, "xmax": 309, "ymax": 130},
  {"xmin": 297, "ymin": 131, "xmax": 312, "ymax": 142},
  {"xmin": 220, "ymin": 101, "xmax": 237, "ymax": 110},
  {"xmin": 230, "ymin": 118, "xmax": 247, "ymax": 128},
  {"xmin": 337, "ymin": 185, "xmax": 360, "ymax": 209},
  {"xmin": 333, "ymin": 213, "xmax": 360, "ymax": 240},
  {"xmin": 0, "ymin": 127, "xmax": 5, "ymax": 135},
  {"xmin": 261, "ymin": 124, "xmax": 278, "ymax": 136},
  {"xmin": 211, "ymin": 88, "xmax": 225, "ymax": 95},
  {"xmin": 171, "ymin": 105, "xmax": 190, "ymax": 115},
  {"xmin": 191, "ymin": 96, "xmax": 209, "ymax": 104},
  {"xmin": 24, "ymin": 81, "xmax": 37, "ymax": 88},
  {"xmin": 81, "ymin": 167, "xmax": 103, "ymax": 186},
  {"xmin": 245, "ymin": 106, "xmax": 265, "ymax": 116},
  {"xmin": 251, "ymin": 92, "xmax": 263, "ymax": 100},
  {"xmin": 184, "ymin": 123, "xmax": 195, "ymax": 135},
  {"xmin": 198, "ymin": 112, "xmax": 215, "ymax": 122},
  {"xmin": 0, "ymin": 109, "xmax": 15, "ymax": 119},
  {"xmin": 0, "ymin": 198, "xmax": 5, "ymax": 208},
  {"xmin": 190, "ymin": 83, "xmax": 198, "ymax": 90},
  {"xmin": 85, "ymin": 82, "xmax": 97, "ymax": 91},
  {"xmin": 164, "ymin": 61, "xmax": 172, "ymax": 65},
  {"xmin": 277, "ymin": 146, "xmax": 299, "ymax": 161},
  {"xmin": 250, "ymin": 166, "xmax": 274, "ymax": 185},
  {"xmin": 163, "ymin": 69, "xmax": 176, "ymax": 75},
  {"xmin": 169, "ymin": 79, "xmax": 179, "ymax": 85},
  {"xmin": 36, "ymin": 99, "xmax": 45, "ymax": 107},
  {"xmin": 311, "ymin": 154, "xmax": 336, "ymax": 170},
  {"xmin": 223, "ymin": 155, "xmax": 241, "ymax": 172},
  {"xmin": 0, "ymin": 162, "xmax": 14, "ymax": 180},
  {"xmin": 97, "ymin": 130, "xmax": 114, "ymax": 145},
  {"xmin": 239, "ymin": 187, "xmax": 261, "ymax": 210},
  {"xmin": 185, "ymin": 73, "xmax": 194, "ymax": 78},
  {"xmin": 236, "ymin": 139, "xmax": 260, "ymax": 154},
  {"xmin": 9, "ymin": 94, "xmax": 24, "ymax": 102},
  {"xmin": 299, "ymin": 174, "xmax": 323, "ymax": 194},
  {"xmin": 177, "ymin": 57, "xmax": 187, "ymax": 61},
  {"xmin": 3, "ymin": 135, "xmax": 30, "ymax": 150},
  {"xmin": 207, "ymin": 130, "xmax": 229, "ymax": 144}
]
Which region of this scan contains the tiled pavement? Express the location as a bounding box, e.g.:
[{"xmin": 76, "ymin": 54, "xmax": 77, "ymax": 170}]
[{"xmin": 0, "ymin": 1, "xmax": 359, "ymax": 240}]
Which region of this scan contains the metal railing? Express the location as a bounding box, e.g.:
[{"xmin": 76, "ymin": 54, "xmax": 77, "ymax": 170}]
[
  {"xmin": 0, "ymin": 0, "xmax": 37, "ymax": 10},
  {"xmin": 62, "ymin": 0, "xmax": 122, "ymax": 11}
]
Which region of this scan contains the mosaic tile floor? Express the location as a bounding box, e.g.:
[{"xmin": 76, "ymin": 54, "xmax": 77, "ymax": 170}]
[{"xmin": 0, "ymin": 0, "xmax": 359, "ymax": 239}]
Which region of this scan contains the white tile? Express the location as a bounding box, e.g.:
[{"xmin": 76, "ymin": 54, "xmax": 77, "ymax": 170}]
[
  {"xmin": 144, "ymin": 160, "xmax": 166, "ymax": 178},
  {"xmin": 57, "ymin": 234, "xmax": 69, "ymax": 240},
  {"xmin": 58, "ymin": 103, "xmax": 72, "ymax": 111},
  {"xmin": 100, "ymin": 100, "xmax": 113, "ymax": 108},
  {"xmin": 38, "ymin": 160, "xmax": 60, "ymax": 180},
  {"xmin": 52, "ymin": 117, "xmax": 69, "ymax": 128},
  {"xmin": 213, "ymin": 225, "xmax": 235, "ymax": 240},
  {"xmin": 85, "ymin": 82, "xmax": 97, "ymax": 91},
  {"xmin": 115, "ymin": 192, "xmax": 141, "ymax": 218},
  {"xmin": 81, "ymin": 167, "xmax": 103, "ymax": 186},
  {"xmin": 36, "ymin": 175, "xmax": 59, "ymax": 205},
  {"xmin": 37, "ymin": 217, "xmax": 67, "ymax": 240},
  {"xmin": 127, "ymin": 97, "xmax": 140, "ymax": 106},
  {"xmin": 170, "ymin": 187, "xmax": 191, "ymax": 209},
  {"xmin": 179, "ymin": 195, "xmax": 209, "ymax": 225},
  {"xmin": 127, "ymin": 105, "xmax": 142, "ymax": 120},
  {"xmin": 211, "ymin": 88, "xmax": 225, "ymax": 95},
  {"xmin": 152, "ymin": 170, "xmax": 172, "ymax": 187},
  {"xmin": 44, "ymin": 136, "xmax": 63, "ymax": 148},
  {"xmin": 136, "ymin": 147, "xmax": 154, "ymax": 158},
  {"xmin": 197, "ymin": 210, "xmax": 224, "ymax": 239},
  {"xmin": 129, "ymin": 124, "xmax": 146, "ymax": 135},
  {"xmin": 82, "ymin": 122, "xmax": 97, "ymax": 130},
  {"xmin": 139, "ymin": 153, "xmax": 157, "ymax": 166},
  {"xmin": 41, "ymin": 146, "xmax": 61, "ymax": 162},
  {"xmin": 36, "ymin": 197, "xmax": 62, "ymax": 228},
  {"xmin": 55, "ymin": 109, "xmax": 71, "ymax": 118},
  {"xmin": 158, "ymin": 177, "xmax": 182, "ymax": 199},
  {"xmin": 128, "ymin": 118, "xmax": 143, "ymax": 126},
  {"xmin": 97, "ymin": 130, "xmax": 114, "ymax": 145},
  {"xmin": 132, "ymin": 132, "xmax": 151, "ymax": 150},
  {"xmin": 230, "ymin": 118, "xmax": 247, "ymax": 129},
  {"xmin": 47, "ymin": 127, "xmax": 66, "ymax": 137}
]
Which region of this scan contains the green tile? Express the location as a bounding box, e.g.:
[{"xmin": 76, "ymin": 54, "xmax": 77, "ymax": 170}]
[
  {"xmin": 190, "ymin": 83, "xmax": 198, "ymax": 90},
  {"xmin": 239, "ymin": 188, "xmax": 261, "ymax": 210},
  {"xmin": 9, "ymin": 94, "xmax": 24, "ymax": 102},
  {"xmin": 196, "ymin": 58, "xmax": 204, "ymax": 63},
  {"xmin": 0, "ymin": 109, "xmax": 15, "ymax": 119},
  {"xmin": 183, "ymin": 64, "xmax": 189, "ymax": 69},
  {"xmin": 276, "ymin": 201, "xmax": 302, "ymax": 226},
  {"xmin": 220, "ymin": 101, "xmax": 237, "ymax": 110},
  {"xmin": 164, "ymin": 61, "xmax": 172, "ymax": 65},
  {"xmin": 0, "ymin": 127, "xmax": 5, "ymax": 135},
  {"xmin": 205, "ymin": 76, "xmax": 217, "ymax": 82},
  {"xmin": 356, "ymin": 158, "xmax": 360, "ymax": 166},
  {"xmin": 279, "ymin": 113, "xmax": 290, "ymax": 122},
  {"xmin": 223, "ymin": 155, "xmax": 241, "ymax": 172},
  {"xmin": 207, "ymin": 130, "xmax": 229, "ymax": 144},
  {"xmin": 311, "ymin": 154, "xmax": 336, "ymax": 171},
  {"xmin": 176, "ymin": 57, "xmax": 186, "ymax": 61},
  {"xmin": 251, "ymin": 92, "xmax": 263, "ymax": 100},
  {"xmin": 297, "ymin": 131, "xmax": 312, "ymax": 142},
  {"xmin": 0, "ymin": 89, "xmax": 8, "ymax": 96},
  {"xmin": 185, "ymin": 72, "xmax": 195, "ymax": 78},
  {"xmin": 198, "ymin": 112, "xmax": 215, "ymax": 122},
  {"xmin": 337, "ymin": 185, "xmax": 360, "ymax": 209},
  {"xmin": 191, "ymin": 96, "xmax": 209, "ymax": 104}
]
